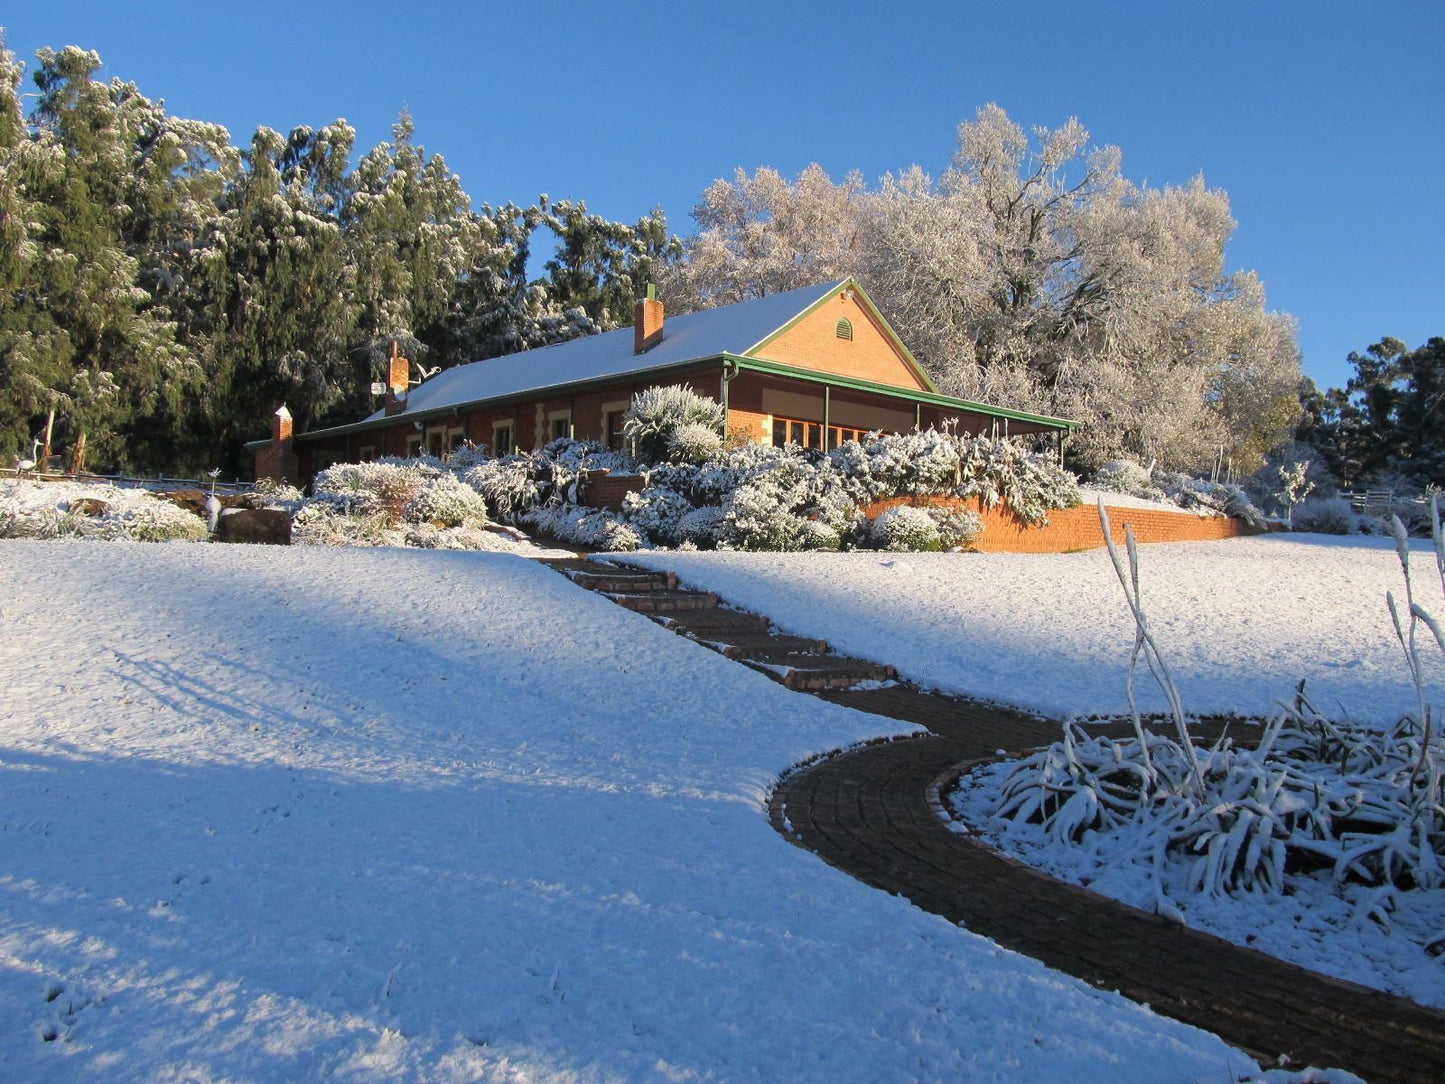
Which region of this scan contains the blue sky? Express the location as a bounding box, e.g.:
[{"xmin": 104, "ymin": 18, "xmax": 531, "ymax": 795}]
[{"xmin": 4, "ymin": 1, "xmax": 1440, "ymax": 391}]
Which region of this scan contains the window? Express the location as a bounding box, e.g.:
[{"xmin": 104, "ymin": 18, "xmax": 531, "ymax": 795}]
[
  {"xmin": 405, "ymin": 434, "xmax": 423, "ymax": 457},
  {"xmin": 425, "ymin": 427, "xmax": 447, "ymax": 458},
  {"xmin": 548, "ymin": 410, "xmax": 572, "ymax": 442},
  {"xmin": 491, "ymin": 421, "xmax": 515, "ymax": 456},
  {"xmin": 771, "ymin": 415, "xmax": 875, "ymax": 450},
  {"xmin": 358, "ymin": 445, "xmax": 375, "ymax": 461},
  {"xmin": 835, "ymin": 318, "xmax": 853, "ymax": 341},
  {"xmin": 769, "ymin": 416, "xmax": 823, "ymax": 450},
  {"xmin": 604, "ymin": 410, "xmax": 626, "ymax": 451}
]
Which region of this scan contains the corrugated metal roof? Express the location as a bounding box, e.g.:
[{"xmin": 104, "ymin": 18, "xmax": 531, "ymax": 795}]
[{"xmin": 363, "ymin": 279, "xmax": 848, "ymax": 423}]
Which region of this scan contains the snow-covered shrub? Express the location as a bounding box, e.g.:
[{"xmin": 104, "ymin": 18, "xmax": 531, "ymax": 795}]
[
  {"xmin": 957, "ymin": 438, "xmax": 1081, "ymax": 526},
  {"xmin": 869, "ymin": 505, "xmax": 943, "ymax": 552},
  {"xmin": 677, "ymin": 504, "xmax": 727, "ymax": 548},
  {"xmin": 963, "ymin": 501, "xmax": 1445, "ymax": 923},
  {"xmin": 1292, "ymin": 497, "xmax": 1354, "ymax": 535},
  {"xmin": 928, "ymin": 505, "xmax": 984, "ymax": 550},
  {"xmin": 122, "ymin": 501, "xmax": 211, "ymax": 542},
  {"xmin": 403, "ymin": 523, "xmax": 514, "ymax": 551},
  {"xmin": 1089, "ymin": 459, "xmax": 1158, "ymax": 497},
  {"xmin": 465, "ymin": 455, "xmax": 543, "ymax": 522},
  {"xmin": 311, "ymin": 461, "xmax": 430, "ymax": 523},
  {"xmin": 622, "ymin": 385, "xmax": 725, "ymax": 464},
  {"xmin": 620, "ymin": 485, "xmax": 693, "ymax": 547},
  {"xmin": 796, "ymin": 518, "xmax": 843, "ymax": 551},
  {"xmin": 252, "ymin": 477, "xmax": 304, "ymax": 512},
  {"xmin": 666, "ymin": 421, "xmax": 724, "ymax": 465},
  {"xmin": 521, "ymin": 503, "xmax": 641, "ymax": 552},
  {"xmin": 0, "ymin": 481, "xmax": 207, "ymax": 542},
  {"xmin": 408, "ymin": 472, "xmax": 490, "ymax": 528},
  {"xmin": 1154, "ymin": 471, "xmax": 1268, "ymax": 530},
  {"xmin": 292, "ymin": 503, "xmax": 396, "ymax": 547}
]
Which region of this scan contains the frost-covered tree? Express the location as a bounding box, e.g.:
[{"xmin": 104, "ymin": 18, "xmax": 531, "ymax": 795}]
[
  {"xmin": 664, "ymin": 106, "xmax": 1302, "ymax": 475},
  {"xmin": 2, "ymin": 45, "xmax": 218, "ymax": 470},
  {"xmin": 657, "ymin": 164, "xmax": 865, "ymax": 310}
]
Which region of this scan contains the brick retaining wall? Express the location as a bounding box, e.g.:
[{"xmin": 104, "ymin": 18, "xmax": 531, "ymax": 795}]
[{"xmin": 863, "ymin": 494, "xmax": 1258, "ymax": 553}]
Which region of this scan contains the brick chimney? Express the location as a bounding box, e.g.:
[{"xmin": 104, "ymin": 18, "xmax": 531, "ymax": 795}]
[
  {"xmin": 385, "ymin": 341, "xmax": 410, "ymax": 417},
  {"xmin": 273, "ymin": 404, "xmax": 293, "ymax": 445},
  {"xmin": 634, "ymin": 284, "xmax": 664, "ymax": 354},
  {"xmin": 254, "ymin": 404, "xmax": 297, "ymax": 484}
]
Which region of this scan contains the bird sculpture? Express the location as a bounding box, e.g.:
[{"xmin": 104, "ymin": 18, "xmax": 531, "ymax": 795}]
[
  {"xmin": 204, "ymin": 468, "xmax": 222, "ymax": 533},
  {"xmin": 14, "ymin": 437, "xmax": 40, "ymax": 478}
]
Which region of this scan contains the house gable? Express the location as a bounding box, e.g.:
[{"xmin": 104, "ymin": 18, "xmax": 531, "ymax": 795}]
[{"xmin": 741, "ymin": 281, "xmax": 934, "ymax": 393}]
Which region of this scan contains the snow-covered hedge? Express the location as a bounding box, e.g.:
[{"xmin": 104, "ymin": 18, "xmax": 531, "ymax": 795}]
[
  {"xmin": 1087, "ymin": 457, "xmax": 1268, "ymax": 529},
  {"xmin": 0, "ymin": 480, "xmax": 207, "ymax": 542},
  {"xmin": 294, "ymin": 456, "xmax": 500, "ymax": 550}
]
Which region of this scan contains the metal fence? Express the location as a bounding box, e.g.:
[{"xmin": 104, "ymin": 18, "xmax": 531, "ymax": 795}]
[{"xmin": 2, "ymin": 468, "xmax": 254, "ymax": 495}]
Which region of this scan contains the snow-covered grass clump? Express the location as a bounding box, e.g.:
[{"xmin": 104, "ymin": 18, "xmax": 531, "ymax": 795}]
[
  {"xmin": 0, "ymin": 479, "xmax": 207, "ymax": 542},
  {"xmin": 950, "ymin": 503, "xmax": 1445, "ymax": 1008}
]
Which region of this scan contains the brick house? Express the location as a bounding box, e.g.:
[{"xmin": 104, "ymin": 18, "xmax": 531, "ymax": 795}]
[{"xmin": 250, "ymin": 278, "xmax": 1076, "ymax": 484}]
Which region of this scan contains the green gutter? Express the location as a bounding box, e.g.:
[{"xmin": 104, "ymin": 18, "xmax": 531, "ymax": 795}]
[{"xmin": 722, "ymin": 354, "xmax": 1079, "ymax": 431}]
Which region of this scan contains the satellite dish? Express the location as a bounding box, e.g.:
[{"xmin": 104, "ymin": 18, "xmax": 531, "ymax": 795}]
[{"xmin": 370, "ymin": 382, "xmax": 387, "ymax": 396}]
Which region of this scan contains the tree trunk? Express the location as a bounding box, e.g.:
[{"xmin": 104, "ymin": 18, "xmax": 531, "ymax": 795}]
[{"xmin": 67, "ymin": 431, "xmax": 87, "ymax": 476}]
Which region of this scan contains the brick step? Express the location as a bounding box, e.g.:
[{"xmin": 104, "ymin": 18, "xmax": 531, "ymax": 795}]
[
  {"xmin": 606, "ymin": 589, "xmax": 719, "ymax": 614},
  {"xmin": 567, "ymin": 570, "xmax": 678, "ymax": 593},
  {"xmin": 736, "ymin": 643, "xmax": 848, "ymax": 665},
  {"xmin": 659, "ymin": 609, "xmax": 772, "ymax": 634},
  {"xmin": 711, "ymin": 633, "xmax": 831, "ymax": 659},
  {"xmin": 747, "ymin": 655, "xmax": 896, "ymax": 691}
]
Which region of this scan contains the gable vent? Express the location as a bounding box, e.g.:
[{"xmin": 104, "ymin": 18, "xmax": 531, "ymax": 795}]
[{"xmin": 835, "ymin": 317, "xmax": 853, "ymax": 341}]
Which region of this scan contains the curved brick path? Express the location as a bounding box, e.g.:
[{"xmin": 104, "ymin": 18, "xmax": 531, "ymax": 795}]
[
  {"xmin": 550, "ymin": 556, "xmax": 1445, "ymax": 1082},
  {"xmin": 779, "ymin": 688, "xmax": 1445, "ymax": 1083}
]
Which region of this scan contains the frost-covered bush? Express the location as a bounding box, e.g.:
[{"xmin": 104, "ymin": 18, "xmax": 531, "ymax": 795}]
[
  {"xmin": 311, "ymin": 460, "xmax": 433, "ymax": 523},
  {"xmin": 408, "ymin": 472, "xmax": 490, "ymax": 528},
  {"xmin": 796, "ymin": 518, "xmax": 843, "ymax": 551},
  {"xmin": 1089, "ymin": 459, "xmax": 1158, "ymax": 498},
  {"xmin": 964, "ymin": 501, "xmax": 1445, "ymax": 927},
  {"xmin": 292, "ymin": 504, "xmax": 397, "ymax": 547},
  {"xmin": 869, "ymin": 505, "xmax": 943, "ymax": 551},
  {"xmin": 521, "ymin": 503, "xmax": 641, "ymax": 552},
  {"xmin": 465, "ymin": 455, "xmax": 543, "ymax": 521},
  {"xmin": 677, "ymin": 504, "xmax": 727, "ymax": 548},
  {"xmin": 1292, "ymin": 497, "xmax": 1354, "ymax": 535},
  {"xmin": 667, "ymin": 420, "xmax": 725, "ymax": 465},
  {"xmin": 0, "ymin": 481, "xmax": 207, "ymax": 542},
  {"xmin": 252, "ymin": 477, "xmax": 304, "ymax": 512},
  {"xmin": 1154, "ymin": 471, "xmax": 1268, "ymax": 530},
  {"xmin": 622, "ymin": 385, "xmax": 725, "ymax": 463},
  {"xmin": 464, "ymin": 439, "xmax": 634, "ymax": 522},
  {"xmin": 621, "ymin": 485, "xmax": 693, "ymax": 547},
  {"xmin": 928, "ymin": 505, "xmax": 984, "ymax": 550}
]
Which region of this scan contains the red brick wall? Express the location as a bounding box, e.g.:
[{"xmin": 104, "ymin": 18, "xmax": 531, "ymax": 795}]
[
  {"xmin": 751, "ymin": 290, "xmax": 929, "ymax": 390},
  {"xmin": 862, "ymin": 494, "xmax": 1258, "ymax": 553},
  {"xmin": 581, "ymin": 471, "xmax": 647, "ymax": 509}
]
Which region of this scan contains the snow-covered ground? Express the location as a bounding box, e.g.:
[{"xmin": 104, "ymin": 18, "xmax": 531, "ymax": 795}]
[
  {"xmin": 625, "ymin": 533, "xmax": 1445, "ymax": 728},
  {"xmin": 0, "ymin": 540, "xmax": 1278, "ymax": 1081}
]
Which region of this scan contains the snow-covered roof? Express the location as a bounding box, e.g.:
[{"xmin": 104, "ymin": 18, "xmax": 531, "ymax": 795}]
[{"xmin": 357, "ymin": 279, "xmax": 849, "ymax": 427}]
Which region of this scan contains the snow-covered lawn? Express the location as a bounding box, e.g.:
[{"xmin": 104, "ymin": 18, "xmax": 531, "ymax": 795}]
[
  {"xmin": 625, "ymin": 534, "xmax": 1445, "ymax": 1016},
  {"xmin": 625, "ymin": 533, "xmax": 1445, "ymax": 728},
  {"xmin": 0, "ymin": 541, "xmax": 1274, "ymax": 1081}
]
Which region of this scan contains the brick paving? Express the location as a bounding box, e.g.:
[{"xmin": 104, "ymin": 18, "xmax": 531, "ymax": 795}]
[{"xmin": 546, "ymin": 556, "xmax": 1445, "ymax": 1082}]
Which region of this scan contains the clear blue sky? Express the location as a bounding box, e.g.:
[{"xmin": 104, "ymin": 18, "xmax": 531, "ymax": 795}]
[{"xmin": 4, "ymin": 1, "xmax": 1440, "ymax": 392}]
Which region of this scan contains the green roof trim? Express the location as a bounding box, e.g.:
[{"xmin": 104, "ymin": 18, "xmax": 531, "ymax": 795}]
[
  {"xmin": 739, "ymin": 277, "xmax": 940, "ymax": 394},
  {"xmin": 723, "ymin": 354, "xmax": 1079, "ymax": 431}
]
